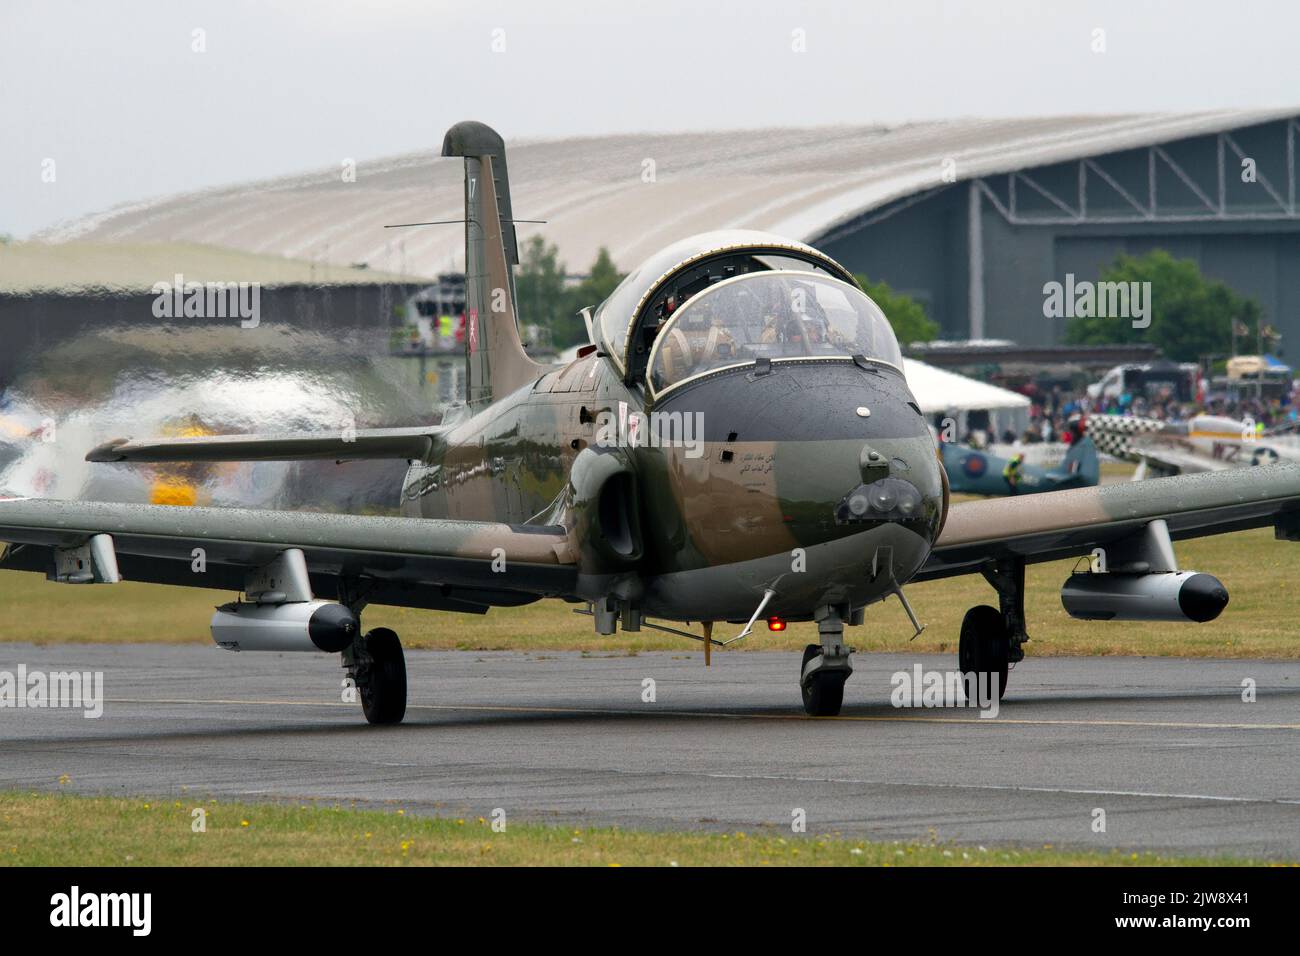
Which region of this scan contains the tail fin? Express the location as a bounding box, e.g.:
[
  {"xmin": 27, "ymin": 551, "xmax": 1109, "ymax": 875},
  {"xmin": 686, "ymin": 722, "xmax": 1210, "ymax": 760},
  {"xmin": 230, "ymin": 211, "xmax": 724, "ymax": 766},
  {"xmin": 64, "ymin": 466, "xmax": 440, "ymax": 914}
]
[
  {"xmin": 441, "ymin": 121, "xmax": 546, "ymax": 406},
  {"xmin": 1050, "ymin": 436, "xmax": 1100, "ymax": 486}
]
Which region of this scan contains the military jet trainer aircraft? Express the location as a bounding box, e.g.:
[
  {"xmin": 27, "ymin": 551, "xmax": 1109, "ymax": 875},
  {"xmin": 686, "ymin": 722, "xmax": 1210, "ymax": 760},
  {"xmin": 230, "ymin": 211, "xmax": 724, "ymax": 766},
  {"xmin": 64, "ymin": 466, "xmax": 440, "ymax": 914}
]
[{"xmin": 3, "ymin": 121, "xmax": 1300, "ymax": 721}]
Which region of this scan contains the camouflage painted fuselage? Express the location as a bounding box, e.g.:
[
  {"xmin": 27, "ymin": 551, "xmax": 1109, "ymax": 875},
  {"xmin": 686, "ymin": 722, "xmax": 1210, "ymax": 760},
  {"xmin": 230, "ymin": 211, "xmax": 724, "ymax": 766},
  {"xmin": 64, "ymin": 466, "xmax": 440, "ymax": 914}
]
[{"xmin": 401, "ymin": 353, "xmax": 944, "ymax": 622}]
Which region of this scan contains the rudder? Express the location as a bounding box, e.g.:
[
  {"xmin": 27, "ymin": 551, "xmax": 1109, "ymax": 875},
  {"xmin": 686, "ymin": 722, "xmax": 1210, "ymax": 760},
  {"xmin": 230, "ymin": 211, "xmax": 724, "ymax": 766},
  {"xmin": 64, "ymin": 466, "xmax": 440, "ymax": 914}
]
[
  {"xmin": 1052, "ymin": 436, "xmax": 1100, "ymax": 486},
  {"xmin": 441, "ymin": 121, "xmax": 546, "ymax": 406}
]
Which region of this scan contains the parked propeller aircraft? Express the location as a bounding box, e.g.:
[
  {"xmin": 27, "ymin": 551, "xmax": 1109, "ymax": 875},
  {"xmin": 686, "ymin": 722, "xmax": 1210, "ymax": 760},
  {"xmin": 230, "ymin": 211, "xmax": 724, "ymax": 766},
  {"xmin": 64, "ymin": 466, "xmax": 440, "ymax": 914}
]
[
  {"xmin": 941, "ymin": 434, "xmax": 1099, "ymax": 496},
  {"xmin": 3, "ymin": 121, "xmax": 1299, "ymax": 721},
  {"xmin": 1090, "ymin": 412, "xmax": 1300, "ymax": 478}
]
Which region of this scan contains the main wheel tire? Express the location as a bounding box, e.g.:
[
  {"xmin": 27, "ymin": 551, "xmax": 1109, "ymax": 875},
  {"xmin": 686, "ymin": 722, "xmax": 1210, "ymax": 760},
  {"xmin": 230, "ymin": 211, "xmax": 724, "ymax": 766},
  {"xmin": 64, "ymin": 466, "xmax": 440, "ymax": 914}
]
[
  {"xmin": 359, "ymin": 627, "xmax": 407, "ymax": 725},
  {"xmin": 958, "ymin": 605, "xmax": 1009, "ymax": 700},
  {"xmin": 800, "ymin": 644, "xmax": 846, "ymax": 717}
]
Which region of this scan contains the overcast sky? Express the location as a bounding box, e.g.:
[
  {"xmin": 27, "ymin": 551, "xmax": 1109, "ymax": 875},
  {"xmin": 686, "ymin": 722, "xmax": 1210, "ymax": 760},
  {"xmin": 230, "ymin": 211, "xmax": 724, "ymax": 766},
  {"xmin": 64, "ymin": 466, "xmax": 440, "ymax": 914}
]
[{"xmin": 4, "ymin": 0, "xmax": 1299, "ymax": 238}]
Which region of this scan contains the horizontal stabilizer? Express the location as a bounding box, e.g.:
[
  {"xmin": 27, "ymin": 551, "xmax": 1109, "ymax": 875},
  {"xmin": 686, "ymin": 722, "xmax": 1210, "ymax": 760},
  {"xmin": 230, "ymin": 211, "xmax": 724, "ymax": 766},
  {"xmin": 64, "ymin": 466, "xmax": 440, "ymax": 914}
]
[{"xmin": 86, "ymin": 427, "xmax": 440, "ymax": 464}]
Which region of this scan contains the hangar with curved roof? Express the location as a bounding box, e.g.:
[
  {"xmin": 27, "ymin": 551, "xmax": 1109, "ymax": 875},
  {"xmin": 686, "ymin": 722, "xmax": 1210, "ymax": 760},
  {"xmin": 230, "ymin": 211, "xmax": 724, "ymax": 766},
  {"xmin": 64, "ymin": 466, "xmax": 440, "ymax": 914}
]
[{"xmin": 39, "ymin": 107, "xmax": 1300, "ymax": 347}]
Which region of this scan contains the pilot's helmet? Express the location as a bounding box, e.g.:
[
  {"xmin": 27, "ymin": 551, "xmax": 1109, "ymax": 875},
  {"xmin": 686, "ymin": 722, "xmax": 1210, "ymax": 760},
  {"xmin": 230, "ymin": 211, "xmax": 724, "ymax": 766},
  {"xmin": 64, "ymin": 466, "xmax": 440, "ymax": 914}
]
[{"xmin": 790, "ymin": 286, "xmax": 811, "ymax": 315}]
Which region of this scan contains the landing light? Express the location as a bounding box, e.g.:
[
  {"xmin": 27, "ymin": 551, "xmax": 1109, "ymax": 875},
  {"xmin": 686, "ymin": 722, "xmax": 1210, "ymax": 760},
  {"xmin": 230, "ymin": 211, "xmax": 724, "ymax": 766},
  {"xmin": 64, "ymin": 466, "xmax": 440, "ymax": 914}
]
[
  {"xmin": 767, "ymin": 617, "xmax": 787, "ymax": 632},
  {"xmin": 868, "ymin": 485, "xmax": 898, "ymax": 511},
  {"xmin": 835, "ymin": 477, "xmax": 923, "ymax": 525}
]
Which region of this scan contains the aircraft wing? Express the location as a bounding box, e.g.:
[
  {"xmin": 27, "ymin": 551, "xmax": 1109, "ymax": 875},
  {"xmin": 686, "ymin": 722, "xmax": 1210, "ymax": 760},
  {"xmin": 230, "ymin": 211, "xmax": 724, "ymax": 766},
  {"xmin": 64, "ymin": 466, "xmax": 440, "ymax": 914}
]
[
  {"xmin": 86, "ymin": 426, "xmax": 441, "ymax": 463},
  {"xmin": 918, "ymin": 464, "xmax": 1300, "ymax": 581},
  {"xmin": 0, "ymin": 497, "xmax": 575, "ymax": 613}
]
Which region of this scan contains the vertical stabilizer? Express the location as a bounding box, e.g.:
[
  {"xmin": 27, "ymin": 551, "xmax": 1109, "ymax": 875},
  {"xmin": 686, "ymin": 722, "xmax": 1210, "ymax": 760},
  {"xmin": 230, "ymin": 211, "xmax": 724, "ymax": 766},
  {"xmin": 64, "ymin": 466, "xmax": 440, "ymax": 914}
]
[
  {"xmin": 441, "ymin": 121, "xmax": 547, "ymax": 406},
  {"xmin": 1051, "ymin": 436, "xmax": 1101, "ymax": 485}
]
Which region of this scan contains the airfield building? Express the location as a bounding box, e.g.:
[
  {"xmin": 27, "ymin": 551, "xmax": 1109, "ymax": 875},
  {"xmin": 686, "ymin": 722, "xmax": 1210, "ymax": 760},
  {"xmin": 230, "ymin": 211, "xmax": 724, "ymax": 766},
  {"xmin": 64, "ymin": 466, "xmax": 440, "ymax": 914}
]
[{"xmin": 30, "ymin": 108, "xmax": 1300, "ymax": 350}]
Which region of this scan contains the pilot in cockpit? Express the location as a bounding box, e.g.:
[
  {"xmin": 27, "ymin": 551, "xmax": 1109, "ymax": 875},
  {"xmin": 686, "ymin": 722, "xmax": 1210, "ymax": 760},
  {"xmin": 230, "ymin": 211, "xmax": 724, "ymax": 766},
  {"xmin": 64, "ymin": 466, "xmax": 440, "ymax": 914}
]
[
  {"xmin": 760, "ymin": 280, "xmax": 818, "ymax": 348},
  {"xmin": 759, "ymin": 278, "xmax": 852, "ymax": 353},
  {"xmin": 702, "ymin": 297, "xmax": 740, "ymax": 363},
  {"xmin": 757, "ymin": 280, "xmax": 792, "ymax": 345},
  {"xmin": 656, "ymin": 295, "xmax": 702, "ymax": 381},
  {"xmin": 657, "ymin": 294, "xmax": 741, "ymax": 380}
]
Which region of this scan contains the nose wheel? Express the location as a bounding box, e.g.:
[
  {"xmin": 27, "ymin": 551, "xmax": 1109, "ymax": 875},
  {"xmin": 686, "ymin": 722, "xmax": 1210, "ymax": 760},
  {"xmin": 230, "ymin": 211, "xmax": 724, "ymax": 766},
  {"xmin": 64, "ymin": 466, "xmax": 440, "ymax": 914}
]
[
  {"xmin": 801, "ymin": 645, "xmax": 849, "ymax": 716},
  {"xmin": 799, "ymin": 606, "xmax": 853, "ymax": 716}
]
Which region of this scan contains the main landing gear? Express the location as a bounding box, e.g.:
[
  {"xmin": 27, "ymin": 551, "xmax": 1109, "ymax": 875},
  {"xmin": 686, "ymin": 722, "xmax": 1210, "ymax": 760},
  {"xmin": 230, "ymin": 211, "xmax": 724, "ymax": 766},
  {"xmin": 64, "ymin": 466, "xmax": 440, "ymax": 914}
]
[
  {"xmin": 958, "ymin": 606, "xmax": 1008, "ymax": 700},
  {"xmin": 343, "ymin": 626, "xmax": 408, "ymax": 725},
  {"xmin": 336, "ymin": 580, "xmax": 407, "ymax": 725},
  {"xmin": 957, "ymin": 558, "xmax": 1028, "ymax": 700},
  {"xmin": 800, "ymin": 606, "xmax": 853, "ymax": 717}
]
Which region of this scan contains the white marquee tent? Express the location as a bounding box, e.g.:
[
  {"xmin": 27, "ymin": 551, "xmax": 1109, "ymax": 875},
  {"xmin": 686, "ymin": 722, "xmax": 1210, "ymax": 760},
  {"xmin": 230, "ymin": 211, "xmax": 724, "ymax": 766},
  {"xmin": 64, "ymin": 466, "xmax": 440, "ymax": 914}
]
[{"xmin": 902, "ymin": 358, "xmax": 1030, "ymax": 415}]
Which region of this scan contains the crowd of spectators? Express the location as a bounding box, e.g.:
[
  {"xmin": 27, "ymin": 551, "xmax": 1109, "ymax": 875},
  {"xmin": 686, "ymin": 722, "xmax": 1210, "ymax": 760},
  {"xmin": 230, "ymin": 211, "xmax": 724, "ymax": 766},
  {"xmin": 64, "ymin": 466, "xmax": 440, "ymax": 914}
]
[{"xmin": 987, "ymin": 381, "xmax": 1300, "ymax": 446}]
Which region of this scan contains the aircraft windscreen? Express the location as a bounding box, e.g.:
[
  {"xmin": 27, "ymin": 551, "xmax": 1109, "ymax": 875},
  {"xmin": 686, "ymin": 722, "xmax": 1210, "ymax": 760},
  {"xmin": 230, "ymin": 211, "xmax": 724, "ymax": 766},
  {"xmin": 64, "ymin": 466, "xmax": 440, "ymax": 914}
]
[{"xmin": 647, "ymin": 272, "xmax": 901, "ymax": 394}]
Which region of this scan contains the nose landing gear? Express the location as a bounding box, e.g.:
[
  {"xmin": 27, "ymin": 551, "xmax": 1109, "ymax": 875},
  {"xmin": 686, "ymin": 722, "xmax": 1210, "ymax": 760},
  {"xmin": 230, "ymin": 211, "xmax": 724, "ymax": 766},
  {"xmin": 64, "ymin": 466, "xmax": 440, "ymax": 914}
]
[{"xmin": 799, "ymin": 606, "xmax": 853, "ymax": 716}]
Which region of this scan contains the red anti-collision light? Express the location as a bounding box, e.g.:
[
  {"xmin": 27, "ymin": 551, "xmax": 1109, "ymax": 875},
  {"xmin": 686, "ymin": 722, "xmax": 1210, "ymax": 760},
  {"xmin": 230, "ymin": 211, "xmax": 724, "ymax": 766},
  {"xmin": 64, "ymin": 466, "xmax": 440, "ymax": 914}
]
[{"xmin": 767, "ymin": 617, "xmax": 786, "ymax": 632}]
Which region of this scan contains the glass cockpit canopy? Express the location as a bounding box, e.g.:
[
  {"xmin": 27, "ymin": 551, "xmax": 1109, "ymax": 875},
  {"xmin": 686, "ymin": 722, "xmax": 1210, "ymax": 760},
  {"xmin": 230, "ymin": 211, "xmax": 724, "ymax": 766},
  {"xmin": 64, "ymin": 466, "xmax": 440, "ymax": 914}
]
[
  {"xmin": 591, "ymin": 230, "xmax": 857, "ymax": 378},
  {"xmin": 647, "ymin": 271, "xmax": 902, "ymax": 397}
]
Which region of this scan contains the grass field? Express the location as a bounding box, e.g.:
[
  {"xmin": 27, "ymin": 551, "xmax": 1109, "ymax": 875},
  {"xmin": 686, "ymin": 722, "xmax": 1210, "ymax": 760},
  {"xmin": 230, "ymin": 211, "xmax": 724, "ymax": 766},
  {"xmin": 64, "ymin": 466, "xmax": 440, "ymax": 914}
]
[
  {"xmin": 1, "ymin": 524, "xmax": 1295, "ymax": 658},
  {"xmin": 0, "ymin": 791, "xmax": 1265, "ymax": 867}
]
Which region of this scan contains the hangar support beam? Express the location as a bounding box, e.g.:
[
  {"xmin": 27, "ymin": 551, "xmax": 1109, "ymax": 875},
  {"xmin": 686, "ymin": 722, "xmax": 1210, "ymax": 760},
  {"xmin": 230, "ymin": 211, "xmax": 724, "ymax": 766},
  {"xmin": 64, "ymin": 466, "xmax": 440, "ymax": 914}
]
[
  {"xmin": 975, "ymin": 122, "xmax": 1300, "ymax": 227},
  {"xmin": 967, "ymin": 181, "xmax": 985, "ymax": 340}
]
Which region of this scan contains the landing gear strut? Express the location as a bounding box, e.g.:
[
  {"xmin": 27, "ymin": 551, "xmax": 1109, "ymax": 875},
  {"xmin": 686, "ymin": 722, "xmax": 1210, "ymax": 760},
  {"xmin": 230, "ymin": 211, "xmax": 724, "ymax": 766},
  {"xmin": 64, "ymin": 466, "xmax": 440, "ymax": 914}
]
[
  {"xmin": 800, "ymin": 606, "xmax": 853, "ymax": 716},
  {"xmin": 337, "ymin": 579, "xmax": 407, "ymax": 725},
  {"xmin": 343, "ymin": 627, "xmax": 407, "ymax": 725},
  {"xmin": 957, "ymin": 557, "xmax": 1028, "ymax": 700}
]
